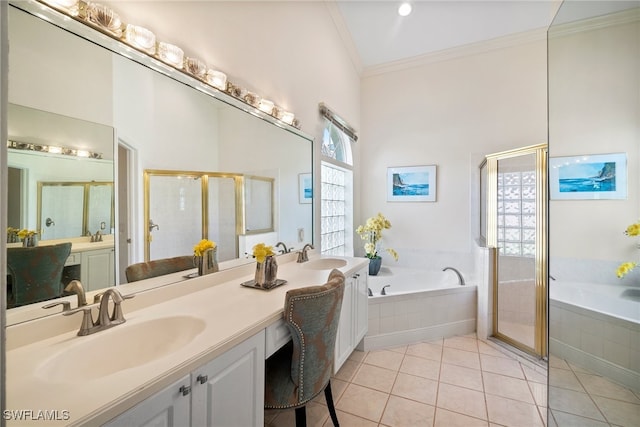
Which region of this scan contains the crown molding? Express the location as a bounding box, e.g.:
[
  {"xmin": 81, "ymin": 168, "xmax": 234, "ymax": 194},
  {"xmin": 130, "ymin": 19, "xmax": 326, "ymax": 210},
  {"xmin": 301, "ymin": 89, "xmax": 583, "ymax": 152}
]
[
  {"xmin": 549, "ymin": 6, "xmax": 640, "ymax": 39},
  {"xmin": 324, "ymin": 0, "xmax": 363, "ymax": 76},
  {"xmin": 362, "ymin": 26, "xmax": 548, "ymax": 78}
]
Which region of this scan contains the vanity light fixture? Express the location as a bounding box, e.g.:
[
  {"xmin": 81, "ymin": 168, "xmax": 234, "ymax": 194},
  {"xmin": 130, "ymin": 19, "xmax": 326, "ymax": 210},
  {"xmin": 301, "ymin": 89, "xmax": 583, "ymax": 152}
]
[
  {"xmin": 206, "ymin": 69, "xmax": 228, "ymax": 91},
  {"xmin": 398, "ymin": 2, "xmax": 412, "ymax": 17},
  {"xmin": 85, "ymin": 2, "xmax": 122, "ymax": 37},
  {"xmin": 258, "ymin": 99, "xmax": 275, "ymax": 115},
  {"xmin": 157, "ymin": 42, "xmax": 185, "ymax": 68},
  {"xmin": 185, "ymin": 57, "xmax": 207, "ymax": 79},
  {"xmin": 35, "ymin": 0, "xmax": 302, "ymax": 129},
  {"xmin": 7, "ymin": 140, "xmax": 103, "ymax": 159},
  {"xmin": 124, "ymin": 24, "xmax": 156, "ymax": 54}
]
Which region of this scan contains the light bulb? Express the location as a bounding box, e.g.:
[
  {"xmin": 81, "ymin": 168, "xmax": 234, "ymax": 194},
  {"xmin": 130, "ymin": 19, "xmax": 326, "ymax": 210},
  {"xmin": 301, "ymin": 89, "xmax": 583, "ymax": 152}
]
[
  {"xmin": 206, "ymin": 70, "xmax": 228, "ymax": 91},
  {"xmin": 124, "ymin": 24, "xmax": 156, "ymax": 53},
  {"xmin": 158, "ymin": 42, "xmax": 184, "ymax": 68},
  {"xmin": 398, "ymin": 2, "xmax": 412, "ymax": 17}
]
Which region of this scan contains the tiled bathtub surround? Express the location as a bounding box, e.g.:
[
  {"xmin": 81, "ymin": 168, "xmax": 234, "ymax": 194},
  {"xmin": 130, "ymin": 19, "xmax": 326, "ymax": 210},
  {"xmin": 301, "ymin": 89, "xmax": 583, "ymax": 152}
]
[{"xmin": 365, "ymin": 286, "xmax": 477, "ymax": 351}]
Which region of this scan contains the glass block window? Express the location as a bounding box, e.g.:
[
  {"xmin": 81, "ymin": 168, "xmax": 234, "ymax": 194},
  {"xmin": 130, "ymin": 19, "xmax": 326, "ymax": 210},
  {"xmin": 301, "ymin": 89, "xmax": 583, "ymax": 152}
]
[
  {"xmin": 497, "ymin": 170, "xmax": 536, "ymax": 257},
  {"xmin": 320, "ymin": 163, "xmax": 352, "ymax": 256}
]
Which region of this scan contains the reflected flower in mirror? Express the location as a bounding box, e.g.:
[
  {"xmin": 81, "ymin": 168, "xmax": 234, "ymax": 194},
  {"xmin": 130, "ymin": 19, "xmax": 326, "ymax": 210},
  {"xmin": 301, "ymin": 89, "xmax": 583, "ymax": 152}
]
[
  {"xmin": 7, "ymin": 227, "xmax": 20, "ymax": 243},
  {"xmin": 616, "ymin": 220, "xmax": 640, "ymax": 278}
]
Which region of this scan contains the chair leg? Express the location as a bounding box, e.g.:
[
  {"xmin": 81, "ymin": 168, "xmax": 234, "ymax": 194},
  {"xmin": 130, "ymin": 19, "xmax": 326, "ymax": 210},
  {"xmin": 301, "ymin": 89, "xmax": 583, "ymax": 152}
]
[
  {"xmin": 324, "ymin": 380, "xmax": 340, "ymax": 427},
  {"xmin": 295, "ymin": 406, "xmax": 307, "ymax": 427}
]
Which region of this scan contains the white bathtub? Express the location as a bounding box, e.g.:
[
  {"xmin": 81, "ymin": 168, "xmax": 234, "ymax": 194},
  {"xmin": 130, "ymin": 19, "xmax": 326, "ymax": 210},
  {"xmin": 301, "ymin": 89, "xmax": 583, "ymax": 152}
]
[
  {"xmin": 549, "ymin": 281, "xmax": 640, "ymax": 392},
  {"xmin": 364, "ymin": 266, "xmax": 477, "ymax": 351},
  {"xmin": 368, "ymin": 266, "xmax": 463, "ymax": 295}
]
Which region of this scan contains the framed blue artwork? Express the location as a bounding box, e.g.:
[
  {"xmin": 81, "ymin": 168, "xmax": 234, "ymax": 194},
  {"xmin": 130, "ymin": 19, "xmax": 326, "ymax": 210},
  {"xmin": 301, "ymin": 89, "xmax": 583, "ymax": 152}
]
[
  {"xmin": 387, "ymin": 165, "xmax": 437, "ymax": 202},
  {"xmin": 549, "ymin": 153, "xmax": 627, "ymax": 200}
]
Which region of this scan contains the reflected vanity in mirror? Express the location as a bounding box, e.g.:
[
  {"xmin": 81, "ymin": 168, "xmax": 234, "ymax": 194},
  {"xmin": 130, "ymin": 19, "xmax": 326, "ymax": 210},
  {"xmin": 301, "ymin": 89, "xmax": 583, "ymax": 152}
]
[{"xmin": 5, "ymin": 0, "xmax": 313, "ymax": 325}]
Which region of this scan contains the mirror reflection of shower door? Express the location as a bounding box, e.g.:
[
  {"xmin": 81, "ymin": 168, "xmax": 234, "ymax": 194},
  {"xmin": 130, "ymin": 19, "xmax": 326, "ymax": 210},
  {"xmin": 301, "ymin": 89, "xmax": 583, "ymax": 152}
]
[
  {"xmin": 208, "ymin": 175, "xmax": 238, "ymax": 262},
  {"xmin": 487, "ymin": 144, "xmax": 547, "ymax": 357},
  {"xmin": 147, "ymin": 174, "xmax": 203, "ymax": 261},
  {"xmin": 40, "ymin": 184, "xmax": 84, "ymax": 239}
]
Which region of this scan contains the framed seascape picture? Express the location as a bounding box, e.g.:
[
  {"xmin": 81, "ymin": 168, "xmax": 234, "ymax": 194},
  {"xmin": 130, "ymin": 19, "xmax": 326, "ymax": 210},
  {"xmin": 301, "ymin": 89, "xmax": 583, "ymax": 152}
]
[
  {"xmin": 387, "ymin": 165, "xmax": 437, "ymax": 202},
  {"xmin": 299, "ymin": 173, "xmax": 312, "ymax": 204},
  {"xmin": 549, "ymin": 153, "xmax": 627, "ymax": 200}
]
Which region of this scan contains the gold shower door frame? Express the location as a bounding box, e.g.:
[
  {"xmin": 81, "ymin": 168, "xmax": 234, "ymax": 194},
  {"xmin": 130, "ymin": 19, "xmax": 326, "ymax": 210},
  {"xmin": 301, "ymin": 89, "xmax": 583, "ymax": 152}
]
[{"xmin": 485, "ymin": 143, "xmax": 547, "ymax": 358}]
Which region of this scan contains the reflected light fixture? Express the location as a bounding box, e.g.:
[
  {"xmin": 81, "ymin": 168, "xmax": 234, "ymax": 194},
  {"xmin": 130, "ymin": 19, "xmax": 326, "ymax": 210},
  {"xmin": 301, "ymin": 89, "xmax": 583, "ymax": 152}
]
[
  {"xmin": 124, "ymin": 24, "xmax": 156, "ymax": 54},
  {"xmin": 258, "ymin": 99, "xmax": 275, "ymax": 114},
  {"xmin": 206, "ymin": 69, "xmax": 228, "ymax": 91},
  {"xmin": 157, "ymin": 42, "xmax": 185, "ymax": 68},
  {"xmin": 398, "ymin": 2, "xmax": 412, "ymax": 17},
  {"xmin": 85, "ymin": 2, "xmax": 122, "ymax": 37},
  {"xmin": 7, "ymin": 140, "xmax": 103, "ymax": 159}
]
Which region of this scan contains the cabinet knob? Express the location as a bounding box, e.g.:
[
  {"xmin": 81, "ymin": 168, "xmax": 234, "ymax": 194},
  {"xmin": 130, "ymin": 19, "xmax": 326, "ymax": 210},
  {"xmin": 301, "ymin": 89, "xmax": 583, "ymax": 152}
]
[
  {"xmin": 179, "ymin": 385, "xmax": 191, "ymax": 396},
  {"xmin": 197, "ymin": 374, "xmax": 208, "ymax": 384}
]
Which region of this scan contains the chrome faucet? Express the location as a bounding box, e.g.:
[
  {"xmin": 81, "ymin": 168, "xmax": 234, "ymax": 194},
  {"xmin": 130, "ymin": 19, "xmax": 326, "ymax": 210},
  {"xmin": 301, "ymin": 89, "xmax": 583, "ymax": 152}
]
[
  {"xmin": 296, "ymin": 243, "xmax": 314, "ymax": 263},
  {"xmin": 64, "ymin": 280, "xmax": 87, "ymax": 307},
  {"xmin": 90, "ymin": 230, "xmax": 103, "ymax": 242},
  {"xmin": 381, "ymin": 285, "xmax": 391, "ymax": 295},
  {"xmin": 443, "ymin": 267, "xmax": 466, "ymax": 286},
  {"xmin": 275, "ymin": 241, "xmax": 290, "ymax": 254},
  {"xmin": 64, "ymin": 288, "xmax": 134, "ymax": 336}
]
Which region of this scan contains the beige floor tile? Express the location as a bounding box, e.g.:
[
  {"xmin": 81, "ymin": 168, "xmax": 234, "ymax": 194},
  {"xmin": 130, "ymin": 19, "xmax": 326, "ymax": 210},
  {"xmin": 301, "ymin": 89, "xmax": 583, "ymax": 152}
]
[
  {"xmin": 444, "ymin": 335, "xmax": 480, "ymax": 353},
  {"xmin": 550, "ymin": 409, "xmax": 610, "ymax": 427},
  {"xmin": 399, "ymin": 354, "xmax": 441, "ymax": 380},
  {"xmin": 567, "ymin": 362, "xmax": 595, "ymax": 375},
  {"xmin": 334, "ymin": 359, "xmax": 361, "ymax": 382},
  {"xmin": 436, "ymin": 382, "xmax": 487, "ymax": 420},
  {"xmin": 548, "ymin": 355, "xmax": 571, "ymax": 370},
  {"xmin": 478, "ymin": 340, "xmax": 513, "ymax": 358},
  {"xmin": 439, "ymin": 362, "xmax": 484, "ymax": 391},
  {"xmin": 363, "ymin": 349, "xmax": 405, "ymax": 371},
  {"xmin": 324, "ymin": 410, "xmax": 378, "ymax": 427},
  {"xmin": 380, "ymin": 395, "xmax": 435, "ymax": 426},
  {"xmin": 442, "ymin": 347, "xmax": 481, "ymax": 370},
  {"xmin": 348, "ymin": 350, "xmax": 368, "ymax": 363},
  {"xmin": 591, "ymin": 395, "xmax": 640, "ymax": 426},
  {"xmin": 485, "ymin": 394, "xmax": 544, "ymax": 427},
  {"xmin": 480, "ymin": 353, "xmax": 524, "ymax": 379},
  {"xmin": 434, "ymin": 408, "xmax": 488, "ymax": 427},
  {"xmin": 576, "ymin": 372, "xmax": 640, "ymax": 404},
  {"xmin": 351, "ymin": 363, "xmax": 398, "ymax": 393},
  {"xmin": 548, "ymin": 386, "xmax": 606, "ymax": 421},
  {"xmin": 548, "ymin": 367, "xmax": 585, "ymax": 392},
  {"xmin": 336, "ymin": 383, "xmax": 388, "ymax": 423},
  {"xmin": 267, "ymin": 401, "xmax": 330, "ymax": 427},
  {"xmin": 391, "ymin": 372, "xmax": 439, "ymax": 405},
  {"xmin": 406, "ymin": 341, "xmax": 443, "ymax": 362},
  {"xmin": 313, "ymin": 378, "xmax": 349, "ymax": 405},
  {"xmin": 387, "ymin": 344, "xmax": 408, "ymax": 354},
  {"xmin": 528, "ymin": 380, "xmax": 547, "ymax": 408},
  {"xmin": 523, "ymin": 364, "xmax": 547, "ymax": 384},
  {"xmin": 483, "ymin": 371, "xmax": 535, "ymax": 404}
]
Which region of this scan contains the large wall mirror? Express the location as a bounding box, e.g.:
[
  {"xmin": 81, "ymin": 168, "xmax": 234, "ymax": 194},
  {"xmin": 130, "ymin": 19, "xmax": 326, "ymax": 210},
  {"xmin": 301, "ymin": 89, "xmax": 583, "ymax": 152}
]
[
  {"xmin": 6, "ymin": 1, "xmax": 313, "ymax": 325},
  {"xmin": 548, "ymin": 1, "xmax": 639, "ymax": 425}
]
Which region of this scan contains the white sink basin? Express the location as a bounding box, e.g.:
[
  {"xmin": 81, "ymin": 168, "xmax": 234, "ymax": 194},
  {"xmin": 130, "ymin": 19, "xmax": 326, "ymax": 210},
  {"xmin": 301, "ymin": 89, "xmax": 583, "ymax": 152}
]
[
  {"xmin": 36, "ymin": 315, "xmax": 206, "ymax": 383},
  {"xmin": 303, "ymin": 258, "xmax": 347, "ymax": 270}
]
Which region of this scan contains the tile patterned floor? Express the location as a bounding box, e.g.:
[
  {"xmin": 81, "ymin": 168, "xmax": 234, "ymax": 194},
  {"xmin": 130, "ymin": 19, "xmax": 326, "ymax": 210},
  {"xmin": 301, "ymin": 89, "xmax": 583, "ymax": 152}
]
[{"xmin": 265, "ymin": 334, "xmax": 640, "ymax": 427}]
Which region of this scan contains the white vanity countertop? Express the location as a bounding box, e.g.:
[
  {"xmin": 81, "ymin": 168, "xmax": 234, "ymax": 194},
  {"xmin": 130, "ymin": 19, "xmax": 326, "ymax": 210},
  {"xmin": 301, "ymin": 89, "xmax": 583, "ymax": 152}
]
[
  {"xmin": 5, "ymin": 254, "xmax": 368, "ymax": 426},
  {"xmin": 7, "ymin": 235, "xmax": 115, "ymax": 252}
]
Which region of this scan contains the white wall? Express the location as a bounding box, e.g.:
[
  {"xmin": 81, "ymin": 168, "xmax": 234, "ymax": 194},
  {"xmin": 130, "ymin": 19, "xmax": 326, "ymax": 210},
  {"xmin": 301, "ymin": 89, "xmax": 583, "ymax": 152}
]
[{"xmin": 359, "ymin": 37, "xmax": 548, "ymax": 271}]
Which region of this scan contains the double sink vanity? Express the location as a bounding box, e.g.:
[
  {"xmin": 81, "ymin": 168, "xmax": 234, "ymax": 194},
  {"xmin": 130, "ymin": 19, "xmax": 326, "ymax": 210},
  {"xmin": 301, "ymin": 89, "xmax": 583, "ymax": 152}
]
[{"xmin": 6, "ymin": 253, "xmax": 369, "ymax": 426}]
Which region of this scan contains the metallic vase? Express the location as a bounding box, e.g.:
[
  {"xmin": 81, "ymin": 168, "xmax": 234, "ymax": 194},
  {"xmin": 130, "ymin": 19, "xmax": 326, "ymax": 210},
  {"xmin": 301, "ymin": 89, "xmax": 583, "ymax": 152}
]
[
  {"xmin": 255, "ymin": 255, "xmax": 278, "ymax": 288},
  {"xmin": 196, "ymin": 247, "xmax": 219, "ymax": 276}
]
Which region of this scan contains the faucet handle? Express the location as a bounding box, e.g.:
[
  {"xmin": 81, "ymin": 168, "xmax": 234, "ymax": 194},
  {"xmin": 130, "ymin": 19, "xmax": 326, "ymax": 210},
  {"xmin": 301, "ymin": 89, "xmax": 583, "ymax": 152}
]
[
  {"xmin": 42, "ymin": 301, "xmax": 72, "ymax": 312},
  {"xmin": 64, "ymin": 305, "xmax": 97, "ymax": 336}
]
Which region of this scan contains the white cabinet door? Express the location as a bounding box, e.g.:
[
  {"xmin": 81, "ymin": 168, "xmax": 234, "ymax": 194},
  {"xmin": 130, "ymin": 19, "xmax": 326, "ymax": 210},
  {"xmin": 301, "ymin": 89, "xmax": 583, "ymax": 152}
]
[
  {"xmin": 353, "ymin": 267, "xmax": 368, "ymax": 346},
  {"xmin": 103, "ymin": 375, "xmax": 191, "ymax": 427},
  {"xmin": 191, "ymin": 331, "xmax": 265, "ymax": 427},
  {"xmin": 81, "ymin": 247, "xmax": 115, "ymax": 291},
  {"xmin": 334, "ymin": 276, "xmax": 354, "ymax": 372}
]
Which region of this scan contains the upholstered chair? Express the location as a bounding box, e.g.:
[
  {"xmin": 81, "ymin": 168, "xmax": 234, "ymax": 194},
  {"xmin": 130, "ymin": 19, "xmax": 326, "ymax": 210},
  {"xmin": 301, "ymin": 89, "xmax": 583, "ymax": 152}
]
[
  {"xmin": 125, "ymin": 255, "xmax": 194, "ymax": 282},
  {"xmin": 7, "ymin": 242, "xmax": 72, "ymax": 308},
  {"xmin": 265, "ymin": 269, "xmax": 345, "ymax": 427}
]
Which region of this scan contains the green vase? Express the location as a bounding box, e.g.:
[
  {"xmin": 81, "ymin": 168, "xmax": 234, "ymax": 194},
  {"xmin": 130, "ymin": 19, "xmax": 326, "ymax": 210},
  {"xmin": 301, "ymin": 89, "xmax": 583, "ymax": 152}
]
[{"xmin": 368, "ymin": 256, "xmax": 382, "ymax": 276}]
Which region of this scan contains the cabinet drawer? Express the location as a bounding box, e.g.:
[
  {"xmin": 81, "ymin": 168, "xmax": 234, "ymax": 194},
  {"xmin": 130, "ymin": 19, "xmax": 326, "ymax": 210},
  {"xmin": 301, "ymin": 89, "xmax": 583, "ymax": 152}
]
[
  {"xmin": 265, "ymin": 318, "xmax": 291, "ymax": 358},
  {"xmin": 65, "ymin": 253, "xmax": 81, "ymax": 266}
]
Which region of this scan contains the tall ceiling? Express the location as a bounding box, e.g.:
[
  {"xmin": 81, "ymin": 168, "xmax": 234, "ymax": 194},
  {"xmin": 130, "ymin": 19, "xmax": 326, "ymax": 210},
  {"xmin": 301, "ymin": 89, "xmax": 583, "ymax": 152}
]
[{"xmin": 332, "ymin": 0, "xmax": 562, "ymax": 69}]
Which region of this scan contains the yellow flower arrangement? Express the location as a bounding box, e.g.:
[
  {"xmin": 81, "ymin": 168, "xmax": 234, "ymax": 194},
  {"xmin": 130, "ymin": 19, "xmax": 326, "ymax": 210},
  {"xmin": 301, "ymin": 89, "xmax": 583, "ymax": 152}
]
[
  {"xmin": 17, "ymin": 228, "xmax": 38, "ymax": 240},
  {"xmin": 252, "ymin": 243, "xmax": 275, "ymax": 263},
  {"xmin": 356, "ymin": 213, "xmax": 399, "ymax": 261},
  {"xmin": 616, "ymin": 220, "xmax": 640, "ymax": 278},
  {"xmin": 193, "ymin": 239, "xmax": 216, "ymax": 257}
]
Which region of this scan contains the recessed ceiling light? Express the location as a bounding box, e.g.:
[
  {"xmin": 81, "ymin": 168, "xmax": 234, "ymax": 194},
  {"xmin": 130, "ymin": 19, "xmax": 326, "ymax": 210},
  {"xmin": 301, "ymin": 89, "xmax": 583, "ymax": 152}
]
[{"xmin": 398, "ymin": 2, "xmax": 412, "ymax": 17}]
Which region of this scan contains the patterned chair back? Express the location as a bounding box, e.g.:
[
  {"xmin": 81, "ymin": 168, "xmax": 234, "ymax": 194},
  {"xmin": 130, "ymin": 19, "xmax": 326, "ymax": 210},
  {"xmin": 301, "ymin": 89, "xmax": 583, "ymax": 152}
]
[
  {"xmin": 284, "ymin": 269, "xmax": 345, "ymax": 404},
  {"xmin": 125, "ymin": 255, "xmax": 194, "ymax": 282},
  {"xmin": 7, "ymin": 242, "xmax": 72, "ymax": 308}
]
